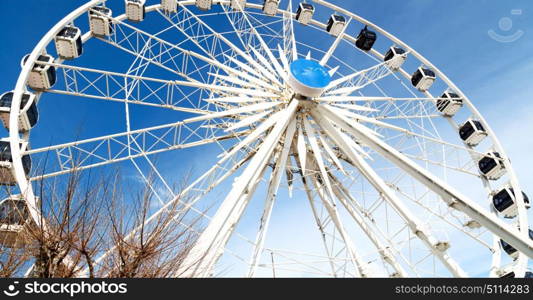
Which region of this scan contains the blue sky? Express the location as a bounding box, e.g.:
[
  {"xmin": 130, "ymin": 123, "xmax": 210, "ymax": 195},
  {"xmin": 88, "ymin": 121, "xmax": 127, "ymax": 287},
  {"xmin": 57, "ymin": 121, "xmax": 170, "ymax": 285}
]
[{"xmin": 1, "ymin": 0, "xmax": 532, "ymax": 277}]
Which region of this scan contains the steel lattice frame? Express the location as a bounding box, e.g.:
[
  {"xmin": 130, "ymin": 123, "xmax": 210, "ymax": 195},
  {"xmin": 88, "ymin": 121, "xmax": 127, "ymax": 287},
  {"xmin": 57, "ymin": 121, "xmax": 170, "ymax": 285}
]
[{"xmin": 5, "ymin": 0, "xmax": 532, "ymax": 277}]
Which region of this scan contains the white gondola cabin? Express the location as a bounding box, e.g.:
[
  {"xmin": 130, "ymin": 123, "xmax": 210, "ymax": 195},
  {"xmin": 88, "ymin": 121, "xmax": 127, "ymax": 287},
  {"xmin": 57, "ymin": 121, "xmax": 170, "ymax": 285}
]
[
  {"xmin": 54, "ymin": 26, "xmax": 83, "ymax": 60},
  {"xmin": 196, "ymin": 0, "xmax": 212, "ymax": 11},
  {"xmin": 0, "ymin": 91, "xmax": 39, "ymax": 132},
  {"xmin": 498, "ymin": 265, "xmax": 517, "ymax": 278},
  {"xmin": 498, "ymin": 264, "xmax": 533, "ymax": 278},
  {"xmin": 355, "ymin": 26, "xmax": 377, "ymax": 52},
  {"xmin": 478, "ymin": 152, "xmax": 506, "ymax": 180},
  {"xmin": 459, "ymin": 119, "xmax": 487, "ymax": 146},
  {"xmin": 492, "ymin": 186, "xmax": 530, "ymax": 219},
  {"xmin": 384, "ymin": 46, "xmax": 407, "ymax": 71},
  {"xmin": 326, "ymin": 14, "xmax": 346, "ymax": 37},
  {"xmin": 500, "ymin": 229, "xmax": 533, "ymax": 259},
  {"xmin": 436, "ymin": 91, "xmax": 463, "ymax": 116},
  {"xmin": 230, "ymin": 0, "xmax": 246, "ymax": 10},
  {"xmin": 126, "ymin": 0, "xmax": 146, "ymax": 22},
  {"xmin": 0, "ymin": 195, "xmax": 32, "ymax": 248},
  {"xmin": 295, "ymin": 3, "xmax": 314, "ymax": 25},
  {"xmin": 89, "ymin": 6, "xmax": 113, "ymax": 37},
  {"xmin": 161, "ymin": 0, "xmax": 179, "ymax": 13},
  {"xmin": 411, "ymin": 67, "xmax": 436, "ymax": 92},
  {"xmin": 22, "ymin": 54, "xmax": 56, "ymax": 91},
  {"xmin": 0, "ymin": 139, "xmax": 31, "ymax": 186},
  {"xmin": 263, "ymin": 0, "xmax": 280, "ymax": 16}
]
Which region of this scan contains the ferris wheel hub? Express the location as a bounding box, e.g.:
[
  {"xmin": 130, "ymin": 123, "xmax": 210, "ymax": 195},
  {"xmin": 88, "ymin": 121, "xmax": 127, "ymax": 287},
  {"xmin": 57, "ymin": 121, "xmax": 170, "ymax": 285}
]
[{"xmin": 288, "ymin": 59, "xmax": 331, "ymax": 98}]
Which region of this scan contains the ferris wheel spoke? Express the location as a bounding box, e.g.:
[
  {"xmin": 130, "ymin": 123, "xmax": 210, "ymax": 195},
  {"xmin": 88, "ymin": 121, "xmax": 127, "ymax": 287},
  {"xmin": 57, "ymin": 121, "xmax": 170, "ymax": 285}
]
[
  {"xmin": 185, "ymin": 101, "xmax": 281, "ymax": 124},
  {"xmin": 324, "ymin": 61, "xmax": 395, "ymax": 96},
  {"xmin": 303, "ymin": 117, "xmax": 338, "ymax": 200},
  {"xmin": 222, "ymin": 54, "xmax": 274, "ymax": 87},
  {"xmin": 310, "ymin": 106, "xmax": 468, "ymax": 277},
  {"xmin": 157, "ymin": 6, "xmax": 277, "ymax": 90},
  {"xmin": 325, "ymin": 106, "xmax": 483, "ymax": 166},
  {"xmin": 286, "ymin": 138, "xmax": 355, "ymax": 277},
  {"xmin": 180, "ymin": 4, "xmax": 282, "ymax": 88},
  {"xmin": 327, "ymin": 174, "xmax": 409, "ymax": 277},
  {"xmin": 305, "ymin": 153, "xmax": 375, "ymax": 277},
  {"xmin": 318, "ymin": 135, "xmax": 347, "ymax": 176},
  {"xmin": 268, "ymin": 0, "xmax": 298, "ymax": 62},
  {"xmin": 297, "ymin": 167, "xmax": 348, "ymax": 277},
  {"xmin": 316, "ymin": 104, "xmax": 533, "ymax": 260},
  {"xmin": 249, "ymin": 47, "xmax": 284, "ymax": 86},
  {"xmin": 27, "ymin": 119, "xmax": 249, "ymax": 180},
  {"xmin": 216, "ymin": 109, "xmax": 286, "ymax": 163},
  {"xmin": 320, "ymin": 17, "xmax": 352, "ymax": 66},
  {"xmin": 331, "ymin": 189, "xmax": 424, "ymax": 276},
  {"xmin": 208, "ymin": 72, "xmax": 260, "ymax": 90},
  {"xmin": 389, "ymin": 182, "xmax": 493, "ymax": 251},
  {"xmin": 47, "ymin": 60, "xmax": 279, "ymax": 111},
  {"xmin": 401, "ymin": 153, "xmax": 479, "ymax": 177},
  {"xmin": 225, "ymin": 4, "xmax": 285, "ymax": 86},
  {"xmin": 324, "ymin": 104, "xmax": 402, "ymax": 135},
  {"xmin": 273, "ymin": 43, "xmax": 288, "ymax": 69},
  {"xmin": 43, "ymin": 61, "xmax": 215, "ymax": 114},
  {"xmin": 186, "ymin": 4, "xmax": 282, "ymax": 86},
  {"xmin": 100, "ymin": 15, "xmax": 211, "ymax": 83},
  {"xmin": 97, "ymin": 8, "xmax": 276, "ymax": 93},
  {"xmin": 176, "ymin": 100, "xmax": 299, "ymax": 277},
  {"xmin": 247, "ymin": 118, "xmax": 297, "ymax": 277}
]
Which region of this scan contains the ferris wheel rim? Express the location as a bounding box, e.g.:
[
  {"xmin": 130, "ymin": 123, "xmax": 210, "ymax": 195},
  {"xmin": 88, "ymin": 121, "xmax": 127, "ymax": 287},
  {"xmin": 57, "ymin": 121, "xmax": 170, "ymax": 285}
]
[{"xmin": 7, "ymin": 0, "xmax": 530, "ymax": 277}]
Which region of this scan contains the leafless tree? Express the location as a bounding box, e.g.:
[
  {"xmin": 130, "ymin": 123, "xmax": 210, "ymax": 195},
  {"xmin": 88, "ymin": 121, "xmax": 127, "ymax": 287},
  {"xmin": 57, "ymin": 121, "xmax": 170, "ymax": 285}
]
[{"xmin": 0, "ymin": 167, "xmax": 202, "ymax": 278}]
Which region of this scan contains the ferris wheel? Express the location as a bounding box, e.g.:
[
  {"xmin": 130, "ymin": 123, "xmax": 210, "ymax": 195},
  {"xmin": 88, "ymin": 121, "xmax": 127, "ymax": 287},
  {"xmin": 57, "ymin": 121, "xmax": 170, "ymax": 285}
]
[{"xmin": 1, "ymin": 0, "xmax": 532, "ymax": 278}]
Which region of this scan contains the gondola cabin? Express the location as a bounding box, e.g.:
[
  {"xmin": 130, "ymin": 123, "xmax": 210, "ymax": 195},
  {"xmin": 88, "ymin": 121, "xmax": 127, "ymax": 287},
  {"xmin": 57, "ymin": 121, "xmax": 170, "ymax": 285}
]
[
  {"xmin": 22, "ymin": 54, "xmax": 56, "ymax": 91},
  {"xmin": 384, "ymin": 46, "xmax": 407, "ymax": 71},
  {"xmin": 459, "ymin": 120, "xmax": 487, "ymax": 146},
  {"xmin": 478, "ymin": 152, "xmax": 506, "ymax": 180},
  {"xmin": 0, "ymin": 139, "xmax": 31, "ymax": 186},
  {"xmin": 0, "ymin": 91, "xmax": 39, "ymax": 132},
  {"xmin": 411, "ymin": 67, "xmax": 436, "ymax": 92},
  {"xmin": 295, "ymin": 3, "xmax": 314, "ymax": 25},
  {"xmin": 0, "ymin": 195, "xmax": 32, "ymax": 248},
  {"xmin": 496, "ymin": 262, "xmax": 531, "ymax": 278},
  {"xmin": 89, "ymin": 6, "xmax": 113, "ymax": 37},
  {"xmin": 196, "ymin": 0, "xmax": 212, "ymax": 11},
  {"xmin": 263, "ymin": 0, "xmax": 280, "ymax": 16},
  {"xmin": 161, "ymin": 0, "xmax": 178, "ymax": 13},
  {"xmin": 500, "ymin": 229, "xmax": 533, "ymax": 259},
  {"xmin": 326, "ymin": 14, "xmax": 346, "ymax": 37},
  {"xmin": 436, "ymin": 91, "xmax": 463, "ymax": 116},
  {"xmin": 231, "ymin": 0, "xmax": 246, "ymax": 10},
  {"xmin": 126, "ymin": 0, "xmax": 146, "ymax": 22},
  {"xmin": 498, "ymin": 265, "xmax": 516, "ymax": 278},
  {"xmin": 504, "ymin": 271, "xmax": 533, "ymax": 278},
  {"xmin": 355, "ymin": 26, "xmax": 377, "ymax": 51},
  {"xmin": 54, "ymin": 26, "xmax": 83, "ymax": 60},
  {"xmin": 492, "ymin": 186, "xmax": 530, "ymax": 218}
]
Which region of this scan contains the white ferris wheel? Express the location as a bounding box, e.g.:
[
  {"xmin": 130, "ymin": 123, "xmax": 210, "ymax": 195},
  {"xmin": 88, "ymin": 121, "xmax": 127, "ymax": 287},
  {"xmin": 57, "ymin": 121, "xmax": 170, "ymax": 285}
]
[{"xmin": 0, "ymin": 0, "xmax": 532, "ymax": 278}]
